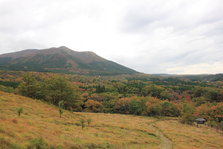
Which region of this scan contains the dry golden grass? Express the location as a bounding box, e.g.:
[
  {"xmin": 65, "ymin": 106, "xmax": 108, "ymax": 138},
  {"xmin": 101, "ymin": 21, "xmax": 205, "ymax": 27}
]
[
  {"xmin": 0, "ymin": 91, "xmax": 159, "ymax": 149},
  {"xmin": 0, "ymin": 91, "xmax": 222, "ymax": 149},
  {"xmin": 155, "ymin": 119, "xmax": 223, "ymax": 149}
]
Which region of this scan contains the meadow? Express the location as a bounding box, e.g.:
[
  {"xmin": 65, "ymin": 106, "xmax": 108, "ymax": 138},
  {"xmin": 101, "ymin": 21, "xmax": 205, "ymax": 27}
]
[{"xmin": 0, "ymin": 91, "xmax": 223, "ymax": 149}]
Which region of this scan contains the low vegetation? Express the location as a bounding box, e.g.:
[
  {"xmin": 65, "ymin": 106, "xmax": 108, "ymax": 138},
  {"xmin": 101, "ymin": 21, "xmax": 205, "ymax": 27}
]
[
  {"xmin": 17, "ymin": 107, "xmax": 23, "ymax": 117},
  {"xmin": 7, "ymin": 72, "xmax": 222, "ymax": 130},
  {"xmin": 0, "ymin": 91, "xmax": 223, "ymax": 149}
]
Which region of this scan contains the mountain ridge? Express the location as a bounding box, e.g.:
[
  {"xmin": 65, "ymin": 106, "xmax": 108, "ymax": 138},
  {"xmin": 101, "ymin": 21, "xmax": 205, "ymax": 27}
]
[{"xmin": 0, "ymin": 46, "xmax": 137, "ymax": 75}]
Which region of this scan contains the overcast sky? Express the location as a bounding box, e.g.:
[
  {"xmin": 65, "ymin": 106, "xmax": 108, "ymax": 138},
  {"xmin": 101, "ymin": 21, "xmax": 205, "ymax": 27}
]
[{"xmin": 0, "ymin": 0, "xmax": 222, "ymax": 74}]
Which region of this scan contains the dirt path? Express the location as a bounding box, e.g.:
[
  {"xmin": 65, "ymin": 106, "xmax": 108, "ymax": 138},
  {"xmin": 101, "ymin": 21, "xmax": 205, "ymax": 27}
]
[{"xmin": 150, "ymin": 122, "xmax": 173, "ymax": 149}]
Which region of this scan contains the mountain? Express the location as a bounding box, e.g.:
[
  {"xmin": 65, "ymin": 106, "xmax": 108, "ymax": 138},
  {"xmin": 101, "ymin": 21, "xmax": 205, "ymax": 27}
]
[{"xmin": 0, "ymin": 46, "xmax": 137, "ymax": 75}]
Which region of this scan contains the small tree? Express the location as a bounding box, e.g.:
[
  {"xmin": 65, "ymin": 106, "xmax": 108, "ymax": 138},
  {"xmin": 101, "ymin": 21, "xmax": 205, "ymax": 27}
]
[
  {"xmin": 17, "ymin": 107, "xmax": 23, "ymax": 117},
  {"xmin": 180, "ymin": 113, "xmax": 195, "ymax": 125},
  {"xmin": 58, "ymin": 100, "xmax": 64, "ymax": 118},
  {"xmin": 45, "ymin": 76, "xmax": 83, "ymax": 110},
  {"xmin": 80, "ymin": 119, "xmax": 85, "ymax": 129},
  {"xmin": 18, "ymin": 73, "xmax": 38, "ymax": 98},
  {"xmin": 87, "ymin": 119, "xmax": 92, "ymax": 126}
]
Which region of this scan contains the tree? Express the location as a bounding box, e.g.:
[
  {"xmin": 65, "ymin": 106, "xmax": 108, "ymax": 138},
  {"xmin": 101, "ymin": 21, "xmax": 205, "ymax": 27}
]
[
  {"xmin": 45, "ymin": 76, "xmax": 82, "ymax": 111},
  {"xmin": 84, "ymin": 100, "xmax": 103, "ymax": 112},
  {"xmin": 80, "ymin": 119, "xmax": 85, "ymax": 129},
  {"xmin": 180, "ymin": 113, "xmax": 195, "ymax": 125},
  {"xmin": 115, "ymin": 97, "xmax": 132, "ymax": 114},
  {"xmin": 141, "ymin": 85, "xmax": 164, "ymax": 98},
  {"xmin": 58, "ymin": 100, "xmax": 64, "ymax": 118},
  {"xmin": 95, "ymin": 84, "xmax": 106, "ymax": 93},
  {"xmin": 87, "ymin": 119, "xmax": 92, "ymax": 126},
  {"xmin": 180, "ymin": 102, "xmax": 196, "ymax": 124},
  {"xmin": 17, "ymin": 107, "xmax": 23, "ymax": 117},
  {"xmin": 161, "ymin": 101, "xmax": 180, "ymax": 117},
  {"xmin": 129, "ymin": 98, "xmax": 146, "ymax": 115},
  {"xmin": 144, "ymin": 97, "xmax": 162, "ymax": 116},
  {"xmin": 18, "ymin": 73, "xmax": 39, "ymax": 98},
  {"xmin": 192, "ymin": 97, "xmax": 209, "ymax": 106}
]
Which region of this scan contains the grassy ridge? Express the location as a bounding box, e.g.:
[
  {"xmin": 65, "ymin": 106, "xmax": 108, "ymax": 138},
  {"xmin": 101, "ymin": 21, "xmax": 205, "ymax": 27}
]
[
  {"xmin": 0, "ymin": 91, "xmax": 223, "ymax": 149},
  {"xmin": 0, "ymin": 91, "xmax": 159, "ymax": 149}
]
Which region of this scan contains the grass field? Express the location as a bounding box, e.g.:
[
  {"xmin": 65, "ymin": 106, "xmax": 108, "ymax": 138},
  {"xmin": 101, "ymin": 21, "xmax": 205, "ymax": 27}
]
[{"xmin": 0, "ymin": 91, "xmax": 222, "ymax": 149}]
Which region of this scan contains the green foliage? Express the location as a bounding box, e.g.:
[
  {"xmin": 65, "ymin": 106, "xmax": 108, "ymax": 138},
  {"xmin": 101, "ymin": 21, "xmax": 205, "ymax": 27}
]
[
  {"xmin": 144, "ymin": 97, "xmax": 162, "ymax": 116},
  {"xmin": 80, "ymin": 119, "xmax": 85, "ymax": 129},
  {"xmin": 95, "ymin": 84, "xmax": 105, "ymax": 93},
  {"xmin": 161, "ymin": 101, "xmax": 180, "ymax": 117},
  {"xmin": 10, "ymin": 69, "xmax": 223, "ymax": 128},
  {"xmin": 129, "ymin": 99, "xmax": 146, "ymax": 115},
  {"xmin": 94, "ymin": 93, "xmax": 119, "ymax": 113},
  {"xmin": 181, "ymin": 103, "xmax": 195, "ymax": 115},
  {"xmin": 58, "ymin": 100, "xmax": 64, "ymax": 118},
  {"xmin": 27, "ymin": 138, "xmax": 49, "ymax": 149},
  {"xmin": 58, "ymin": 109, "xmax": 63, "ymax": 118},
  {"xmin": 45, "ymin": 76, "xmax": 83, "ymax": 111},
  {"xmin": 180, "ymin": 102, "xmax": 196, "ymax": 125},
  {"xmin": 0, "ymin": 85, "xmax": 14, "ymax": 93},
  {"xmin": 180, "ymin": 113, "xmax": 195, "ymax": 125},
  {"xmin": 141, "ymin": 85, "xmax": 164, "ymax": 98},
  {"xmin": 17, "ymin": 107, "xmax": 23, "ymax": 117},
  {"xmin": 84, "ymin": 100, "xmax": 103, "ymax": 113},
  {"xmin": 192, "ymin": 97, "xmax": 209, "ymax": 106},
  {"xmin": 87, "ymin": 119, "xmax": 92, "ymax": 126},
  {"xmin": 193, "ymin": 87, "xmax": 223, "ymax": 102},
  {"xmin": 0, "ymin": 80, "xmax": 19, "ymax": 88},
  {"xmin": 115, "ymin": 97, "xmax": 132, "ymax": 114},
  {"xmin": 18, "ymin": 73, "xmax": 39, "ymax": 98}
]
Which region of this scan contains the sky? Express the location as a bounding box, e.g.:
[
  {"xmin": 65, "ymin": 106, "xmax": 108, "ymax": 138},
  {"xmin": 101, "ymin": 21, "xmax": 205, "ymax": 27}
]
[{"xmin": 0, "ymin": 0, "xmax": 222, "ymax": 74}]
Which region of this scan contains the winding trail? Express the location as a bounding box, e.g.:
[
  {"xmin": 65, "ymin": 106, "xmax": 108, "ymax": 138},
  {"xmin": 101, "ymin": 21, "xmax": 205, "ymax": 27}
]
[{"xmin": 149, "ymin": 121, "xmax": 173, "ymax": 149}]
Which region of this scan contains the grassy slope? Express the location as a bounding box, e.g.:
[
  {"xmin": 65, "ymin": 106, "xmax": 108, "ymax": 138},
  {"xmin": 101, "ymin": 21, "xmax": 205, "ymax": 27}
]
[
  {"xmin": 156, "ymin": 120, "xmax": 223, "ymax": 149},
  {"xmin": 0, "ymin": 91, "xmax": 222, "ymax": 149},
  {"xmin": 0, "ymin": 91, "xmax": 159, "ymax": 149}
]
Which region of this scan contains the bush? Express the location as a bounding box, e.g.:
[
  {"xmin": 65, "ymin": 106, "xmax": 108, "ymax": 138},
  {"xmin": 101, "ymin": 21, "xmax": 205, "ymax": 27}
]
[
  {"xmin": 0, "ymin": 138, "xmax": 21, "ymax": 149},
  {"xmin": 129, "ymin": 99, "xmax": 146, "ymax": 115},
  {"xmin": 115, "ymin": 97, "xmax": 132, "ymax": 114},
  {"xmin": 27, "ymin": 138, "xmax": 49, "ymax": 149},
  {"xmin": 144, "ymin": 97, "xmax": 162, "ymax": 116},
  {"xmin": 87, "ymin": 119, "xmax": 92, "ymax": 126},
  {"xmin": 58, "ymin": 100, "xmax": 64, "ymax": 118},
  {"xmin": 80, "ymin": 119, "xmax": 85, "ymax": 129},
  {"xmin": 180, "ymin": 113, "xmax": 195, "ymax": 125},
  {"xmin": 161, "ymin": 101, "xmax": 180, "ymax": 117},
  {"xmin": 0, "ymin": 85, "xmax": 14, "ymax": 93},
  {"xmin": 84, "ymin": 100, "xmax": 103, "ymax": 113},
  {"xmin": 17, "ymin": 107, "xmax": 23, "ymax": 117}
]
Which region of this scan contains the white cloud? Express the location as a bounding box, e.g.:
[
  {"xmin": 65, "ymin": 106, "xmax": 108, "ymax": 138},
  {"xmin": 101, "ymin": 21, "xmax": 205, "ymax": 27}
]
[
  {"xmin": 0, "ymin": 0, "xmax": 222, "ymax": 74},
  {"xmin": 167, "ymin": 62, "xmax": 223, "ymax": 74}
]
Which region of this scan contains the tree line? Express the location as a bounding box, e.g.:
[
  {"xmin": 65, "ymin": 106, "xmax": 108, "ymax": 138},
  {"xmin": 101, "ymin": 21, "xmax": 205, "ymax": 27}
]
[{"xmin": 3, "ymin": 72, "xmax": 222, "ymax": 130}]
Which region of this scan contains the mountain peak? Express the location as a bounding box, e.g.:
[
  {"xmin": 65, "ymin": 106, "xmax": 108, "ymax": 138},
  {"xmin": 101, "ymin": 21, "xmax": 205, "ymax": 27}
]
[{"xmin": 58, "ymin": 46, "xmax": 71, "ymax": 50}]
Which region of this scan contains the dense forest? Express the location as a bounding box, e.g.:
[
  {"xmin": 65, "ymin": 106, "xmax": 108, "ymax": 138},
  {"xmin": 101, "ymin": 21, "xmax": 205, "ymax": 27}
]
[{"xmin": 0, "ymin": 70, "xmax": 223, "ymax": 130}]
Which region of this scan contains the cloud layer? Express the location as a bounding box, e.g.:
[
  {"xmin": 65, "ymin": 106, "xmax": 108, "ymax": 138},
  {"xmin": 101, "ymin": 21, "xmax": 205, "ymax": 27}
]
[{"xmin": 0, "ymin": 0, "xmax": 222, "ymax": 74}]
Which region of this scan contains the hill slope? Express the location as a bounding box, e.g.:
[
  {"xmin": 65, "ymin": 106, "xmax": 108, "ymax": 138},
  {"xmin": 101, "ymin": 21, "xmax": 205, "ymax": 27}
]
[
  {"xmin": 0, "ymin": 91, "xmax": 223, "ymax": 149},
  {"xmin": 0, "ymin": 46, "xmax": 137, "ymax": 75}
]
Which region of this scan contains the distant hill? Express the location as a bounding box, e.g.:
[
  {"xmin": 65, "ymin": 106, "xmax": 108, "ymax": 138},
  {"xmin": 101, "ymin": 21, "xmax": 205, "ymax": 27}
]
[{"xmin": 0, "ymin": 46, "xmax": 137, "ymax": 75}]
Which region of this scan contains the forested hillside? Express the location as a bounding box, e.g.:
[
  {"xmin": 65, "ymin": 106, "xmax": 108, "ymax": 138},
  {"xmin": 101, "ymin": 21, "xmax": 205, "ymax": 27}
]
[{"xmin": 0, "ymin": 70, "xmax": 223, "ymax": 131}]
